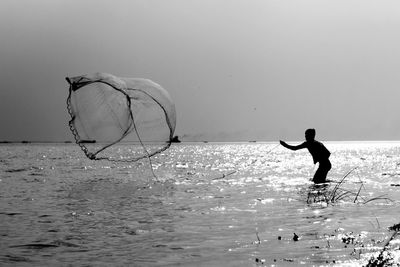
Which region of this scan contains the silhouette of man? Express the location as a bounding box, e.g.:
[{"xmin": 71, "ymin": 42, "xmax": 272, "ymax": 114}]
[{"xmin": 280, "ymin": 129, "xmax": 331, "ymax": 184}]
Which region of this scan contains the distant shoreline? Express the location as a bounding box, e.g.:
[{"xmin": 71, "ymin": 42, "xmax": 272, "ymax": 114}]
[
  {"xmin": 2, "ymin": 140, "xmax": 400, "ymax": 144},
  {"xmin": 0, "ymin": 141, "xmax": 73, "ymax": 144}
]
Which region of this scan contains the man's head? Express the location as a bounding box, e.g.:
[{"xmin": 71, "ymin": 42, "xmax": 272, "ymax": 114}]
[{"xmin": 305, "ymin": 128, "xmax": 316, "ymax": 142}]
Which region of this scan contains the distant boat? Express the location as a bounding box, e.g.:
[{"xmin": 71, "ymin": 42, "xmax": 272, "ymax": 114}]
[{"xmin": 78, "ymin": 140, "xmax": 96, "ymax": 144}]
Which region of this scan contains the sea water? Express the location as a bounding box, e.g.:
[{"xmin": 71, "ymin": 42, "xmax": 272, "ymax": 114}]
[{"xmin": 1, "ymin": 142, "xmax": 400, "ymax": 266}]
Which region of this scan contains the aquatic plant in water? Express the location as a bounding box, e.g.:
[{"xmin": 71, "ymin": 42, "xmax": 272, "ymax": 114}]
[{"xmin": 305, "ymin": 168, "xmax": 393, "ymax": 206}]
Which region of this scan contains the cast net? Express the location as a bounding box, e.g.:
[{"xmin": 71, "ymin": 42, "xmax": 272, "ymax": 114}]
[{"xmin": 66, "ymin": 73, "xmax": 176, "ymax": 162}]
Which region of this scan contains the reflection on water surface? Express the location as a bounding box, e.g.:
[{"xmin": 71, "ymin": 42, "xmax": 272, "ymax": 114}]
[{"xmin": 0, "ymin": 142, "xmax": 400, "ymax": 266}]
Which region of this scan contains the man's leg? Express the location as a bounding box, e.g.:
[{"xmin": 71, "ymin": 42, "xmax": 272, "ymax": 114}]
[{"xmin": 313, "ymin": 161, "xmax": 331, "ymax": 184}]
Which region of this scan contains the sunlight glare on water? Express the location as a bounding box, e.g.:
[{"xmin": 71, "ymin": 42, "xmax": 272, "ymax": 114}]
[{"xmin": 0, "ymin": 142, "xmax": 400, "ymax": 266}]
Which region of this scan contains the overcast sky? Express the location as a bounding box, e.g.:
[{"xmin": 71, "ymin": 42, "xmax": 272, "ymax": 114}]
[{"xmin": 1, "ymin": 0, "xmax": 400, "ymax": 142}]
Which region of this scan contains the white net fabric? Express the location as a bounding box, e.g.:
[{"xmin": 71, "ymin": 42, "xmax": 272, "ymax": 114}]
[{"xmin": 66, "ymin": 73, "xmax": 176, "ymax": 162}]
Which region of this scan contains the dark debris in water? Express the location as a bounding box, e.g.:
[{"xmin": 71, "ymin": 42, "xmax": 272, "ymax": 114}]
[
  {"xmin": 293, "ymin": 233, "xmax": 299, "ymax": 241},
  {"xmin": 366, "ymin": 251, "xmax": 398, "ymax": 267},
  {"xmin": 255, "ymin": 223, "xmax": 400, "ymax": 266},
  {"xmin": 256, "ymin": 257, "xmax": 337, "ymax": 265},
  {"xmin": 255, "ymin": 257, "xmax": 266, "ymax": 264},
  {"xmin": 341, "ymin": 232, "xmax": 355, "ymax": 244},
  {"xmin": 388, "ymin": 223, "xmax": 400, "ymax": 231}
]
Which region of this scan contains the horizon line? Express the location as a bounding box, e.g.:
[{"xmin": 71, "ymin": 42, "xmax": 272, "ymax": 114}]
[{"xmin": 2, "ymin": 140, "xmax": 400, "ymax": 144}]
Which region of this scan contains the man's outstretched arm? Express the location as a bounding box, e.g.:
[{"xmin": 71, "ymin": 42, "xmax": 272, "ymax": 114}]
[{"xmin": 280, "ymin": 140, "xmax": 307, "ymax": 151}]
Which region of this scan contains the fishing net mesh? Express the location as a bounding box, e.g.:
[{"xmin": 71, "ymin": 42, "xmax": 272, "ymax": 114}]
[{"xmin": 66, "ymin": 73, "xmax": 176, "ymax": 162}]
